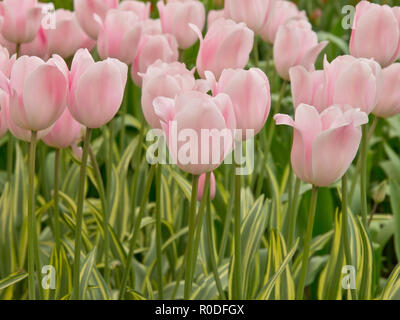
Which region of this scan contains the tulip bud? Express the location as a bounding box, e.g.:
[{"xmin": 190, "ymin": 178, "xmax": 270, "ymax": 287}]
[
  {"xmin": 0, "ymin": 45, "xmax": 15, "ymax": 77},
  {"xmin": 68, "ymin": 49, "xmax": 128, "ymax": 128},
  {"xmin": 206, "ymin": 68, "xmax": 270, "ymax": 140},
  {"xmin": 373, "ymin": 63, "xmax": 400, "ymax": 118},
  {"xmin": 119, "ymin": 0, "xmax": 151, "ymax": 20},
  {"xmin": 273, "ymin": 18, "xmax": 327, "ymax": 81},
  {"xmin": 157, "ymin": 0, "xmax": 205, "ymax": 49},
  {"xmin": 350, "ymin": 1, "xmax": 400, "ymax": 68},
  {"xmin": 197, "ymin": 172, "xmax": 216, "ymax": 202},
  {"xmin": 274, "ymin": 104, "xmax": 368, "ymax": 187},
  {"xmin": 191, "ymin": 18, "xmax": 254, "ymax": 80},
  {"xmin": 372, "ymin": 181, "xmax": 387, "ymax": 204},
  {"xmin": 207, "ymin": 10, "xmax": 225, "ymax": 29}
]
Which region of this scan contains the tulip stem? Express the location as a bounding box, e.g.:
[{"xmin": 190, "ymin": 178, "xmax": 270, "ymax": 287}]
[
  {"xmin": 184, "ymin": 175, "xmax": 199, "ymax": 300},
  {"xmin": 233, "ymin": 163, "xmax": 243, "ymax": 299},
  {"xmin": 342, "ymin": 174, "xmax": 358, "ymax": 300},
  {"xmin": 118, "ymin": 164, "xmax": 155, "ymax": 300},
  {"xmin": 287, "ymin": 177, "xmax": 301, "ymax": 248},
  {"xmin": 53, "ymin": 149, "xmax": 61, "ymax": 251},
  {"xmin": 28, "ymin": 131, "xmax": 38, "ymax": 300},
  {"xmin": 360, "ymin": 125, "xmax": 368, "ymax": 226},
  {"xmin": 72, "ymin": 127, "xmax": 92, "ymax": 300},
  {"xmin": 296, "ymin": 185, "xmax": 318, "ymax": 300},
  {"xmin": 7, "ymin": 133, "xmax": 13, "ymax": 184},
  {"xmin": 155, "ymin": 163, "xmax": 163, "ymax": 299},
  {"xmin": 253, "ymin": 36, "xmax": 259, "ymax": 67}
]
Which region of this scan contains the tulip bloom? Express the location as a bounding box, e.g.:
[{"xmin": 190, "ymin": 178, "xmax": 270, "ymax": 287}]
[
  {"xmin": 119, "ymin": 0, "xmax": 151, "ymax": 20},
  {"xmin": 350, "ymin": 1, "xmax": 400, "ymax": 68},
  {"xmin": 9, "ymin": 55, "xmax": 68, "ymax": 132},
  {"xmin": 207, "ymin": 10, "xmax": 225, "ymax": 29},
  {"xmin": 206, "ymin": 68, "xmax": 270, "ymax": 140},
  {"xmin": 97, "ymin": 9, "xmax": 142, "ymax": 64},
  {"xmin": 157, "ymin": 0, "xmax": 205, "ymax": 49},
  {"xmin": 0, "ymin": 88, "xmax": 8, "ymax": 138},
  {"xmin": 131, "ymin": 34, "xmax": 178, "ymax": 86},
  {"xmin": 141, "ymin": 61, "xmax": 198, "ymax": 129},
  {"xmin": 0, "ymin": 0, "xmax": 42, "ymax": 44},
  {"xmin": 68, "ymin": 49, "xmax": 128, "ymax": 128},
  {"xmin": 46, "ymin": 9, "xmax": 95, "ymax": 59},
  {"xmin": 74, "ymin": 0, "xmax": 118, "ymax": 40},
  {"xmin": 373, "ymin": 64, "xmax": 400, "ymax": 118},
  {"xmin": 154, "ymin": 91, "xmax": 236, "ymax": 175},
  {"xmin": 0, "ymin": 45, "xmax": 15, "ymax": 77},
  {"xmin": 224, "ymin": 0, "xmax": 271, "ymax": 32},
  {"xmin": 20, "ymin": 26, "xmax": 49, "ymax": 60},
  {"xmin": 274, "ymin": 104, "xmax": 368, "ymax": 187},
  {"xmin": 43, "ymin": 108, "xmax": 83, "ymax": 149},
  {"xmin": 274, "ymin": 19, "xmax": 327, "ymax": 81},
  {"xmin": 258, "ymin": 0, "xmax": 306, "ymax": 44},
  {"xmin": 197, "ymin": 172, "xmax": 216, "ymax": 201},
  {"xmin": 192, "ymin": 18, "xmax": 254, "ymax": 79}
]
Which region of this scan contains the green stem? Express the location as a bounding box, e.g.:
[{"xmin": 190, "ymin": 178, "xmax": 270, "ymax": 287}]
[
  {"xmin": 184, "ymin": 175, "xmax": 199, "ymax": 300},
  {"xmin": 234, "ymin": 164, "xmax": 243, "ymax": 299},
  {"xmin": 360, "ymin": 125, "xmax": 368, "ymax": 226},
  {"xmin": 342, "ymin": 174, "xmax": 358, "ymax": 300},
  {"xmin": 155, "ymin": 163, "xmax": 163, "ymax": 299},
  {"xmin": 287, "ymin": 177, "xmax": 301, "ymax": 248},
  {"xmin": 119, "ymin": 165, "xmax": 155, "ymax": 299},
  {"xmin": 53, "ymin": 149, "xmax": 61, "ymax": 251},
  {"xmin": 253, "ymin": 36, "xmax": 259, "ymax": 67},
  {"xmin": 72, "ymin": 127, "xmax": 92, "ymax": 300},
  {"xmin": 7, "ymin": 133, "xmax": 13, "ymax": 183},
  {"xmin": 130, "ymin": 120, "xmax": 145, "ymax": 214},
  {"xmin": 179, "ymin": 49, "xmax": 185, "ymax": 63},
  {"xmin": 296, "ymin": 186, "xmax": 318, "ymax": 300}
]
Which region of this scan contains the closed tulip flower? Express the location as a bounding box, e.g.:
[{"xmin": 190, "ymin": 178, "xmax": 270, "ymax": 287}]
[
  {"xmin": 9, "ymin": 55, "xmax": 68, "ymax": 132},
  {"xmin": 43, "ymin": 108, "xmax": 83, "ymax": 149},
  {"xmin": 68, "ymin": 49, "xmax": 128, "ymax": 128},
  {"xmin": 97, "ymin": 9, "xmax": 142, "ymax": 64},
  {"xmin": 119, "ymin": 0, "xmax": 151, "ymax": 20},
  {"xmin": 224, "ymin": 0, "xmax": 271, "ymax": 32},
  {"xmin": 274, "ymin": 19, "xmax": 327, "ymax": 81},
  {"xmin": 131, "ymin": 33, "xmax": 178, "ymax": 86},
  {"xmin": 207, "ymin": 10, "xmax": 225, "ymax": 29},
  {"xmin": 157, "ymin": 0, "xmax": 205, "ymax": 49},
  {"xmin": 0, "ymin": 45, "xmax": 15, "ymax": 77},
  {"xmin": 192, "ymin": 18, "xmax": 254, "ymax": 79},
  {"xmin": 350, "ymin": 1, "xmax": 400, "ymax": 68},
  {"xmin": 373, "ymin": 64, "xmax": 400, "ymax": 118},
  {"xmin": 141, "ymin": 60, "xmax": 198, "ymax": 129},
  {"xmin": 74, "ymin": 0, "xmax": 118, "ymax": 40},
  {"xmin": 46, "ymin": 9, "xmax": 95, "ymax": 59},
  {"xmin": 20, "ymin": 26, "xmax": 49, "ymax": 60},
  {"xmin": 197, "ymin": 172, "xmax": 216, "ymax": 201},
  {"xmin": 154, "ymin": 91, "xmax": 236, "ymax": 175},
  {"xmin": 206, "ymin": 68, "xmax": 270, "ymax": 140},
  {"xmin": 0, "ymin": 0, "xmax": 42, "ymax": 44},
  {"xmin": 141, "ymin": 19, "xmax": 163, "ymax": 35},
  {"xmin": 258, "ymin": 0, "xmax": 306, "ymax": 44},
  {"xmin": 274, "ymin": 104, "xmax": 368, "ymax": 187}
]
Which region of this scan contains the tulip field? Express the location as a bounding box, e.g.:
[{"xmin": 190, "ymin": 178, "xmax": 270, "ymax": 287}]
[{"xmin": 2, "ymin": 0, "xmax": 400, "ymax": 303}]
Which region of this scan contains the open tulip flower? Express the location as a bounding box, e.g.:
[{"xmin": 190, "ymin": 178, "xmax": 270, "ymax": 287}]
[
  {"xmin": 350, "ymin": 1, "xmax": 400, "ymax": 68},
  {"xmin": 274, "ymin": 104, "xmax": 368, "ymax": 187}
]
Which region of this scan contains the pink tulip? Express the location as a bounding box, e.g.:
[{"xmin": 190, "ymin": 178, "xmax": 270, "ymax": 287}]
[
  {"xmin": 131, "ymin": 33, "xmax": 178, "ymax": 86},
  {"xmin": 74, "ymin": 0, "xmax": 118, "ymax": 40},
  {"xmin": 290, "ymin": 55, "xmax": 383, "ymax": 114},
  {"xmin": 19, "ymin": 26, "xmax": 49, "ymax": 60},
  {"xmin": 68, "ymin": 49, "xmax": 128, "ymax": 128},
  {"xmin": 224, "ymin": 0, "xmax": 271, "ymax": 32},
  {"xmin": 350, "ymin": 1, "xmax": 400, "ymax": 68},
  {"xmin": 0, "ymin": 34, "xmax": 16, "ymax": 55},
  {"xmin": 197, "ymin": 172, "xmax": 216, "ymax": 201},
  {"xmin": 0, "ymin": 87, "xmax": 8, "ymax": 138},
  {"xmin": 0, "ymin": 45, "xmax": 15, "ymax": 77},
  {"xmin": 141, "ymin": 19, "xmax": 163, "ymax": 35},
  {"xmin": 9, "ymin": 55, "xmax": 68, "ymax": 132},
  {"xmin": 192, "ymin": 18, "xmax": 254, "ymax": 79},
  {"xmin": 373, "ymin": 64, "xmax": 400, "ymax": 118},
  {"xmin": 157, "ymin": 0, "xmax": 205, "ymax": 49},
  {"xmin": 207, "ymin": 10, "xmax": 225, "ymax": 29},
  {"xmin": 119, "ymin": 0, "xmax": 151, "ymax": 20},
  {"xmin": 141, "ymin": 60, "xmax": 198, "ymax": 129},
  {"xmin": 43, "ymin": 108, "xmax": 83, "ymax": 149},
  {"xmin": 206, "ymin": 68, "xmax": 270, "ymax": 140},
  {"xmin": 274, "ymin": 104, "xmax": 368, "ymax": 187},
  {"xmin": 274, "ymin": 18, "xmax": 327, "ymax": 81},
  {"xmin": 154, "ymin": 91, "xmax": 236, "ymax": 175},
  {"xmin": 258, "ymin": 0, "xmax": 306, "ymax": 44},
  {"xmin": 46, "ymin": 9, "xmax": 95, "ymax": 59},
  {"xmin": 0, "ymin": 0, "xmax": 42, "ymax": 44},
  {"xmin": 97, "ymin": 9, "xmax": 142, "ymax": 64}
]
